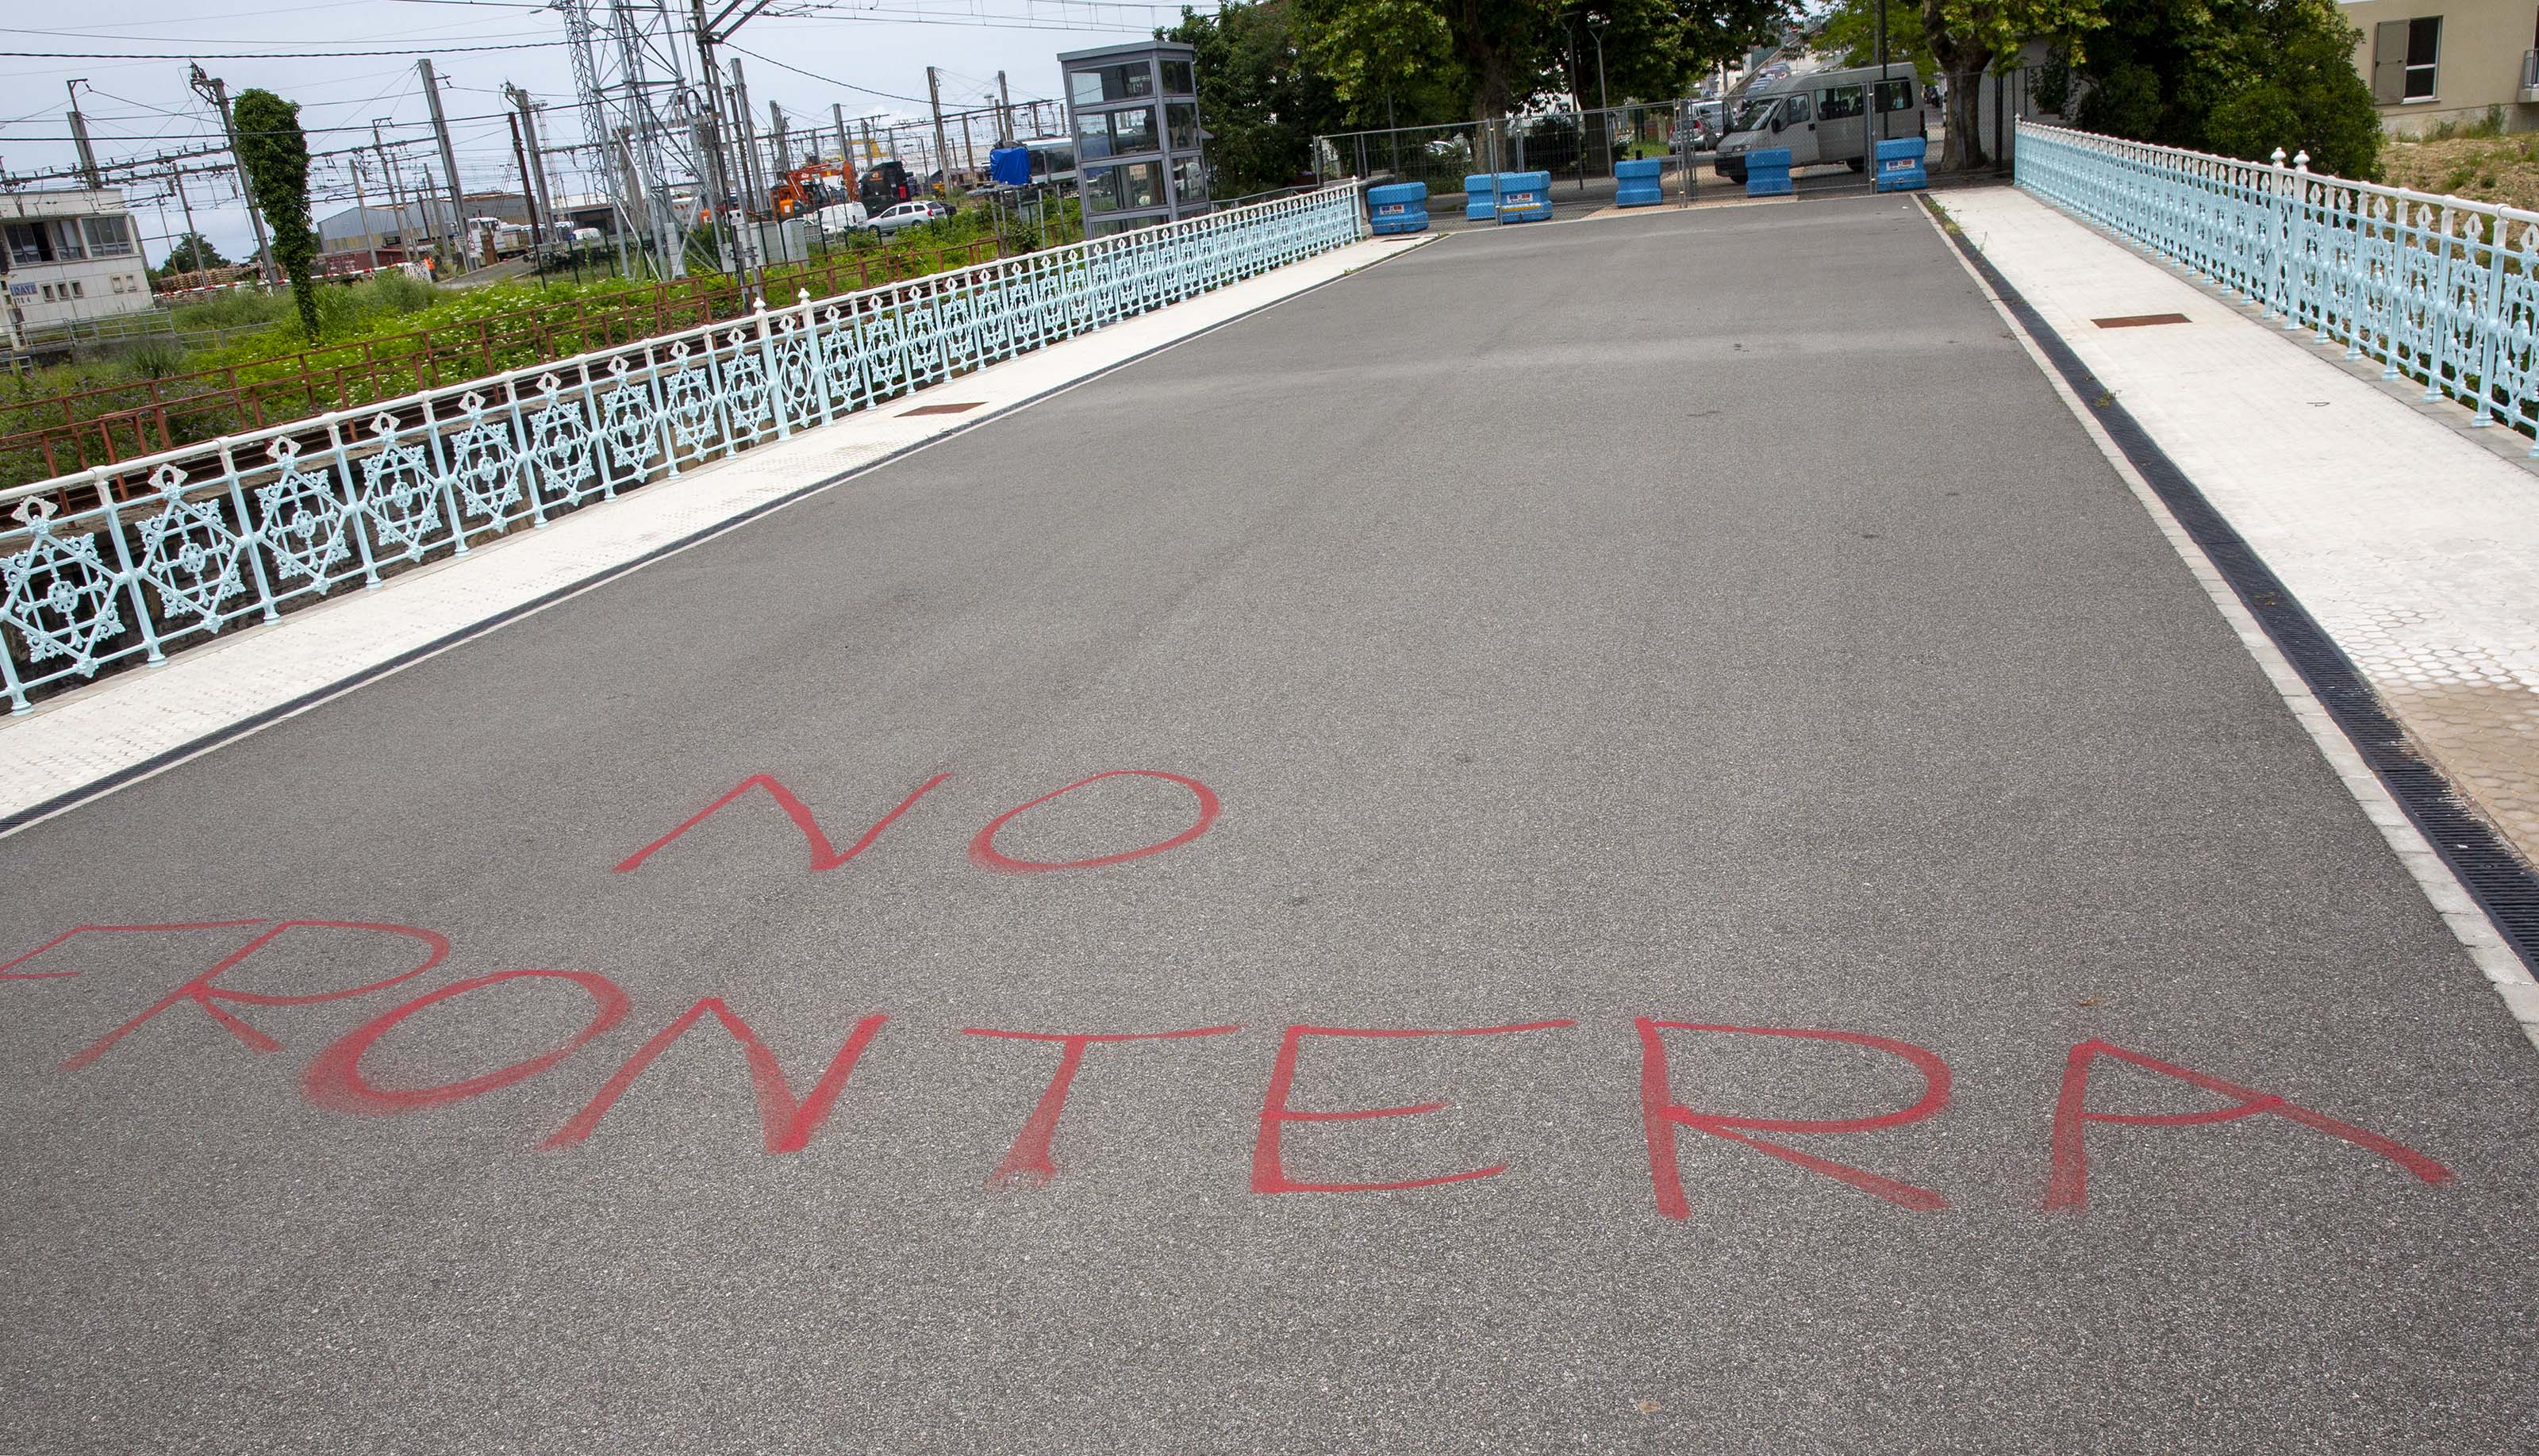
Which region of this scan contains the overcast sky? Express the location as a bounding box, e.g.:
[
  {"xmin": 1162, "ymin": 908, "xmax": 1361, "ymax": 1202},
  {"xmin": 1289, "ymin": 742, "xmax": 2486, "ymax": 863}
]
[{"xmin": 2, "ymin": 1, "xmax": 1201, "ymax": 260}]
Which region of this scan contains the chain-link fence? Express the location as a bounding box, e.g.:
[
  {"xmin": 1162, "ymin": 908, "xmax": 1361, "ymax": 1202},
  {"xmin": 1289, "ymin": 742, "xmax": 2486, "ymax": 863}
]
[{"xmin": 1314, "ymin": 102, "xmax": 1706, "ymax": 213}]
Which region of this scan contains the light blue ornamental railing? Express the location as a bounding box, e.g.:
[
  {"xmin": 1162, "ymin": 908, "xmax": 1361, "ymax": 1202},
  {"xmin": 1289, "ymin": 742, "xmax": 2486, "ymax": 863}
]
[
  {"xmin": 2014, "ymin": 120, "xmax": 2539, "ymax": 450},
  {"xmin": 0, "ymin": 182, "xmax": 1369, "ymax": 713}
]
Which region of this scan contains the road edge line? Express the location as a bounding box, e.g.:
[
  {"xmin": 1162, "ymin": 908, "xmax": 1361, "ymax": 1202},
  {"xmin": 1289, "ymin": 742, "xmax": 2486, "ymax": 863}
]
[{"xmin": 1915, "ymin": 194, "xmax": 2539, "ymax": 1055}]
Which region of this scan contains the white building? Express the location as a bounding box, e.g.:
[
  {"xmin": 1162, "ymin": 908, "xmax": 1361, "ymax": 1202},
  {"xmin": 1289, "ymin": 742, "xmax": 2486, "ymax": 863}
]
[{"xmin": 2, "ymin": 187, "xmax": 155, "ymax": 342}]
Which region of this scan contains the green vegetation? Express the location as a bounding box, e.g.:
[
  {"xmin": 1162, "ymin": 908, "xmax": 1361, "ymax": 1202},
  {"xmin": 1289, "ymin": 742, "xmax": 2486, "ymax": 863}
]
[
  {"xmin": 2073, "ymin": 0, "xmax": 2381, "ymax": 179},
  {"xmin": 2383, "ymin": 131, "xmax": 2539, "ymax": 213},
  {"xmin": 231, "ymin": 88, "xmax": 319, "ymax": 338},
  {"xmin": 156, "ymin": 232, "xmax": 231, "ymax": 279},
  {"xmin": 1160, "ymin": 0, "xmax": 1791, "ymax": 197},
  {"xmin": 2, "ymin": 202, "xmax": 1035, "ymax": 486}
]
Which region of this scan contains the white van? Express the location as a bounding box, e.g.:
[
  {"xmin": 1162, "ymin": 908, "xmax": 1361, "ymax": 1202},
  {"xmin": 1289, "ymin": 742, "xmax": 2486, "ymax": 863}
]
[
  {"xmin": 812, "ymin": 200, "xmax": 870, "ymax": 240},
  {"xmin": 1713, "ymin": 63, "xmax": 1926, "ymax": 182}
]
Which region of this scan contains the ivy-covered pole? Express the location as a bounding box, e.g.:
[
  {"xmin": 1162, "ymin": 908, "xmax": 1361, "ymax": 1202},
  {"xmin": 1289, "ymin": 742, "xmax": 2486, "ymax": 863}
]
[{"xmin": 232, "ymin": 87, "xmax": 321, "ymax": 338}]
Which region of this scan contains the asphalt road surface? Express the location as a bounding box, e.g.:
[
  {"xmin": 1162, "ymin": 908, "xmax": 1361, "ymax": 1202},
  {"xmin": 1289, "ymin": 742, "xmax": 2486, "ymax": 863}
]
[{"xmin": 6, "ymin": 195, "xmax": 2536, "ymax": 1454}]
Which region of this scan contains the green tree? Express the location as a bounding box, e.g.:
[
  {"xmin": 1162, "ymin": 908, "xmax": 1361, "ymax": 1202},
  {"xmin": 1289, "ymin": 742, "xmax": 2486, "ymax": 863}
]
[
  {"xmin": 1300, "ymin": 0, "xmax": 1460, "ymax": 127},
  {"xmin": 1818, "ymin": 0, "xmax": 1938, "ymax": 75},
  {"xmin": 1300, "ymin": 0, "xmax": 1788, "ymax": 124},
  {"xmin": 156, "ymin": 231, "xmax": 230, "ymax": 277},
  {"xmin": 1919, "ymin": 0, "xmax": 2104, "ymax": 170},
  {"xmin": 231, "ymin": 88, "xmax": 319, "ymax": 338},
  {"xmin": 2075, "ymin": 0, "xmax": 2380, "ymax": 179},
  {"xmin": 1557, "ymin": 0, "xmax": 1792, "ymax": 106},
  {"xmin": 1160, "ymin": 2, "xmax": 1350, "ymax": 196}
]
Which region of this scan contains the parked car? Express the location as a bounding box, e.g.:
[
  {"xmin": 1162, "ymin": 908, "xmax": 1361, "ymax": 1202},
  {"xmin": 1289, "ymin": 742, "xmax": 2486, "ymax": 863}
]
[{"xmin": 867, "ymin": 200, "xmax": 953, "ymax": 236}]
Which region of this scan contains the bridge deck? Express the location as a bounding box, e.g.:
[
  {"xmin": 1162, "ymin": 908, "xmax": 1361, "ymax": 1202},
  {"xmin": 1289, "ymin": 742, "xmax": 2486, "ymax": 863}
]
[{"xmin": 4, "ymin": 195, "xmax": 2533, "ymax": 1453}]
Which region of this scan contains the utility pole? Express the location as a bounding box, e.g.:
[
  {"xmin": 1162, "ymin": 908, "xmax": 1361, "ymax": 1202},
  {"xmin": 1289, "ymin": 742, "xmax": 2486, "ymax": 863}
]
[
  {"xmin": 373, "ymin": 121, "xmax": 413, "ymax": 263},
  {"xmin": 505, "ymin": 110, "xmax": 544, "ymax": 259},
  {"xmin": 926, "ymin": 66, "xmax": 951, "ymax": 196},
  {"xmin": 65, "ymin": 81, "xmax": 102, "ymax": 190},
  {"xmin": 729, "ymin": 60, "xmax": 769, "ymax": 227},
  {"xmin": 996, "ymin": 71, "xmax": 1013, "ymax": 146},
  {"xmin": 351, "ymin": 155, "xmax": 382, "ymax": 271},
  {"xmin": 419, "ymin": 60, "xmax": 470, "ymax": 271},
  {"xmin": 769, "ymin": 100, "xmax": 787, "ymax": 175},
  {"xmin": 190, "ymin": 66, "xmax": 278, "ymax": 286},
  {"xmin": 168, "ymin": 162, "xmax": 199, "ymax": 273},
  {"xmin": 505, "ymin": 86, "xmax": 560, "ymax": 255},
  {"xmin": 958, "ymin": 112, "xmax": 975, "ymax": 179}
]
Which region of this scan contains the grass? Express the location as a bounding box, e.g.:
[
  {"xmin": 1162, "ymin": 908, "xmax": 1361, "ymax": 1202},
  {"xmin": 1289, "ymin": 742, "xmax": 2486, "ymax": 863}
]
[
  {"xmin": 2383, "ymin": 129, "xmax": 2539, "ymax": 214},
  {"xmin": 2, "ymin": 202, "xmax": 1052, "ymax": 486}
]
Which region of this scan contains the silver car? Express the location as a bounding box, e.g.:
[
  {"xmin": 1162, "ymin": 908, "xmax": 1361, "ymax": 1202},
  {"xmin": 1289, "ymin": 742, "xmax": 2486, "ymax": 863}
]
[{"xmin": 867, "ymin": 201, "xmax": 952, "ymax": 236}]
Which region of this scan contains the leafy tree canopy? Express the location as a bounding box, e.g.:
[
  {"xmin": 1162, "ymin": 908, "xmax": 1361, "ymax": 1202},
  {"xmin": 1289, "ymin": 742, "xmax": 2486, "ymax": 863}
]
[
  {"xmin": 1919, "ymin": 0, "xmax": 2104, "ymax": 168},
  {"xmin": 231, "ymin": 88, "xmax": 319, "ymax": 338},
  {"xmin": 157, "ymin": 231, "xmax": 230, "ymax": 277},
  {"xmin": 1296, "ymin": 0, "xmax": 1791, "ymax": 123},
  {"xmin": 2073, "ymin": 0, "xmax": 2380, "ymax": 178},
  {"xmin": 1159, "ymin": 2, "xmax": 1348, "ymax": 196}
]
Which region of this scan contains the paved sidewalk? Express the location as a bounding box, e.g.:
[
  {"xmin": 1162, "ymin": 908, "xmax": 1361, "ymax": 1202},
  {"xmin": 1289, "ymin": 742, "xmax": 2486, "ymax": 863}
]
[
  {"xmin": 1942, "ymin": 186, "xmax": 2539, "ymax": 879},
  {"xmin": 0, "ymin": 234, "xmax": 1428, "ymax": 836}
]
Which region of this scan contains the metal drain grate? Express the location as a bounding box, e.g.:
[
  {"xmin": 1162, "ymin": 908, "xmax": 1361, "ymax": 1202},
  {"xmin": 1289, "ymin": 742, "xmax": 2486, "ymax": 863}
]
[
  {"xmin": 902, "ymin": 401, "xmax": 986, "ymax": 417},
  {"xmin": 2092, "ymin": 313, "xmax": 2192, "ymax": 328},
  {"xmin": 1939, "ymin": 207, "xmax": 2539, "ymax": 972}
]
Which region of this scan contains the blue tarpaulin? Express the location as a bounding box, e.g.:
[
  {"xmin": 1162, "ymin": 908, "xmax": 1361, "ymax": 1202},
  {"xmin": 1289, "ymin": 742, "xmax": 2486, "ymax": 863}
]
[{"xmin": 988, "ymin": 147, "xmax": 1032, "ymax": 186}]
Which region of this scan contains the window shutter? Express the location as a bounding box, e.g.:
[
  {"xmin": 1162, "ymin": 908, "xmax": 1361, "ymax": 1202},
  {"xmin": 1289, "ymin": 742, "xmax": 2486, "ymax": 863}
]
[{"xmin": 2372, "ymin": 21, "xmax": 2407, "ymax": 103}]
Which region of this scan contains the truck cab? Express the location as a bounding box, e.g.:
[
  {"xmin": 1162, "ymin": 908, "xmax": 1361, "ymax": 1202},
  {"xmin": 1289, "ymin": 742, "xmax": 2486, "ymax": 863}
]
[{"xmin": 1713, "ymin": 63, "xmax": 1924, "ymax": 182}]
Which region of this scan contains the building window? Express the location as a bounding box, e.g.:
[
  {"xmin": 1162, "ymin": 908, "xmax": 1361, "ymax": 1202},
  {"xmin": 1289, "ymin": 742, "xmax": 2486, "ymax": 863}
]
[
  {"xmin": 2404, "ymin": 16, "xmax": 2440, "ymax": 99},
  {"xmin": 1108, "ymin": 106, "xmax": 1156, "ymax": 155},
  {"xmin": 6, "ymin": 221, "xmax": 46, "ymax": 265},
  {"xmin": 48, "ymin": 219, "xmax": 86, "ymax": 260},
  {"xmin": 1083, "ymin": 163, "xmax": 1124, "ymax": 213},
  {"xmin": 1069, "ymin": 62, "xmax": 1150, "ymax": 107},
  {"xmin": 1174, "ymin": 158, "xmax": 1206, "ymax": 203},
  {"xmin": 71, "ymin": 279, "xmax": 84, "ymax": 299},
  {"xmin": 41, "ymin": 282, "xmax": 56, "ymax": 302},
  {"xmin": 1161, "ymin": 59, "xmax": 1194, "ymax": 96},
  {"xmin": 2373, "ymin": 17, "xmax": 2442, "ymax": 102},
  {"xmin": 83, "ymin": 215, "xmax": 133, "ymax": 256},
  {"xmin": 1074, "ymin": 109, "xmax": 1113, "ymax": 160},
  {"xmin": 1115, "ymin": 160, "xmax": 1162, "ymax": 209},
  {"xmin": 1166, "ymin": 102, "xmax": 1200, "ymax": 152}
]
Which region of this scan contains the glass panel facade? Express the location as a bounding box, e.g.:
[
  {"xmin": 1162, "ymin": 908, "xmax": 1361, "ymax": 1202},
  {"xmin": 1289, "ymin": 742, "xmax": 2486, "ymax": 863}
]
[
  {"xmin": 1108, "ymin": 106, "xmax": 1156, "ymax": 155},
  {"xmin": 1161, "ymin": 60, "xmax": 1194, "ymax": 96},
  {"xmin": 1083, "ymin": 164, "xmax": 1126, "ymax": 213},
  {"xmin": 1166, "ymin": 102, "xmax": 1200, "ymax": 152},
  {"xmin": 1116, "ymin": 160, "xmax": 1163, "ymax": 209},
  {"xmin": 1070, "ymin": 62, "xmax": 1152, "ymax": 106},
  {"xmin": 1175, "ymin": 159, "xmax": 1205, "ymax": 202},
  {"xmin": 1075, "ymin": 110, "xmax": 1112, "ymax": 160}
]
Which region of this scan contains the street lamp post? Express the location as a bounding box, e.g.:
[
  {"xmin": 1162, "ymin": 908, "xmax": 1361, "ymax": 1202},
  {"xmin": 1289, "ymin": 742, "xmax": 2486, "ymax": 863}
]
[{"xmin": 1587, "ymin": 17, "xmax": 1611, "ymax": 179}]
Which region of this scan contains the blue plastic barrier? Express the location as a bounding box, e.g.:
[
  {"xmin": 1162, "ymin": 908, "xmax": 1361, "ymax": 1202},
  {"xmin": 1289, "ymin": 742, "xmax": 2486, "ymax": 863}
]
[
  {"xmin": 1613, "ymin": 158, "xmax": 1663, "ymax": 207},
  {"xmin": 1744, "ymin": 148, "xmax": 1792, "ymax": 198},
  {"xmin": 1366, "ymin": 181, "xmax": 1430, "ymax": 234},
  {"xmin": 1463, "ymin": 173, "xmax": 1498, "ymax": 221},
  {"xmin": 1494, "ymin": 171, "xmax": 1552, "ymax": 223},
  {"xmin": 1873, "ymin": 136, "xmax": 1928, "ymax": 192}
]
